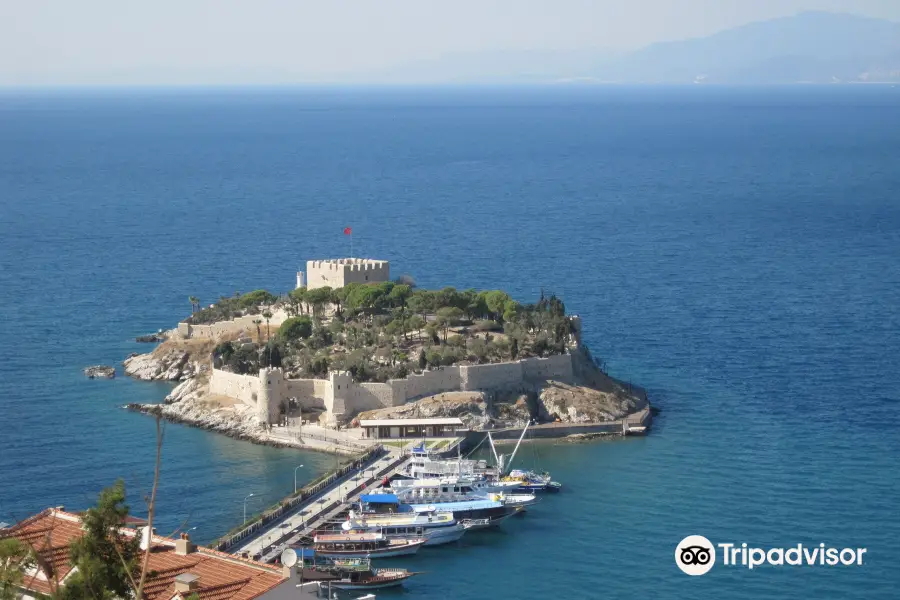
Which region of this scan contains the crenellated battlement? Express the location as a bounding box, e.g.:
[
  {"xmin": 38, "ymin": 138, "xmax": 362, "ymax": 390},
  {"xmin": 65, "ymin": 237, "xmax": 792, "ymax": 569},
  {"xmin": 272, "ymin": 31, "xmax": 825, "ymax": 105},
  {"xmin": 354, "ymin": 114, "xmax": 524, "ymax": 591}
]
[{"xmin": 303, "ymin": 258, "xmax": 390, "ymax": 289}]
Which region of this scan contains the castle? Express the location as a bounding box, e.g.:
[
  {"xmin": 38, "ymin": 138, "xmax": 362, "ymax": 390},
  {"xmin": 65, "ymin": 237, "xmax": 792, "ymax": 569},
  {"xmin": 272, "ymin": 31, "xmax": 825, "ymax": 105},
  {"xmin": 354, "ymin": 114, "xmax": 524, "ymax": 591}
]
[
  {"xmin": 186, "ymin": 255, "xmax": 581, "ymax": 427},
  {"xmin": 209, "ymin": 353, "xmax": 577, "ymax": 428},
  {"xmin": 296, "ymin": 258, "xmax": 390, "ymax": 290}
]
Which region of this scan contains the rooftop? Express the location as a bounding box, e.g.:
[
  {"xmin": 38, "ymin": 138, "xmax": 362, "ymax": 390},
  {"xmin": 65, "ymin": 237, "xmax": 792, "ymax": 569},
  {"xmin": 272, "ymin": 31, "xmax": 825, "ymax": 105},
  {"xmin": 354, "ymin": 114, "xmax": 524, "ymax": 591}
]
[
  {"xmin": 0, "ymin": 508, "xmax": 285, "ymax": 600},
  {"xmin": 359, "ymin": 417, "xmax": 464, "ymax": 427},
  {"xmin": 309, "ymin": 258, "xmax": 388, "ymax": 266}
]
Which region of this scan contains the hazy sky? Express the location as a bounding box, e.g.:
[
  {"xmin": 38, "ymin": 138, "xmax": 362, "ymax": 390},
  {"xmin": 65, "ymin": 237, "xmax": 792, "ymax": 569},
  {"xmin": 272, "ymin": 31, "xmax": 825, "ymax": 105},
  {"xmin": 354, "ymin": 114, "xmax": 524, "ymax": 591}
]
[{"xmin": 1, "ymin": 0, "xmax": 898, "ymax": 85}]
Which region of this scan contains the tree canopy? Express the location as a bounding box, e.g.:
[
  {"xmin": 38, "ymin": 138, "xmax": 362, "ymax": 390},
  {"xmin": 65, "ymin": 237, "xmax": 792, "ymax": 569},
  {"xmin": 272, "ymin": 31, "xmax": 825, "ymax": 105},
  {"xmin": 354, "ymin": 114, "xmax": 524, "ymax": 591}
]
[{"xmin": 202, "ymin": 280, "xmax": 576, "ymax": 382}]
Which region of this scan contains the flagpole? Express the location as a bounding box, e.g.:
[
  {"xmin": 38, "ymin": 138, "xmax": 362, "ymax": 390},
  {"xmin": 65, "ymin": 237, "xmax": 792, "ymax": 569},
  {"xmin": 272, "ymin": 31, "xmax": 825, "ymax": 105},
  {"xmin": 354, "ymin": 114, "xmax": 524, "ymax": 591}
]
[{"xmin": 350, "ymin": 232, "xmax": 353, "ymax": 259}]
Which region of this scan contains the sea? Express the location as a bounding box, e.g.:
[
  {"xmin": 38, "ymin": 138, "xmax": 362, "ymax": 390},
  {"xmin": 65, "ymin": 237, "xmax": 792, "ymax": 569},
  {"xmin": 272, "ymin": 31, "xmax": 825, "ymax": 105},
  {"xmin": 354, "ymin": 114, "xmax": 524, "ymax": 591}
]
[{"xmin": 1, "ymin": 85, "xmax": 898, "ymax": 599}]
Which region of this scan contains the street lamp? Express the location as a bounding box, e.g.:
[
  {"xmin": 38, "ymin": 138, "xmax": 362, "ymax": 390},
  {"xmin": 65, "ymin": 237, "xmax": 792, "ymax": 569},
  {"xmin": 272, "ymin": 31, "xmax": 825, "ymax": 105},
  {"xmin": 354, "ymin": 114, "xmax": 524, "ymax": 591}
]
[
  {"xmin": 294, "ymin": 464, "xmax": 305, "ymax": 493},
  {"xmin": 243, "ymin": 493, "xmax": 255, "ymax": 524}
]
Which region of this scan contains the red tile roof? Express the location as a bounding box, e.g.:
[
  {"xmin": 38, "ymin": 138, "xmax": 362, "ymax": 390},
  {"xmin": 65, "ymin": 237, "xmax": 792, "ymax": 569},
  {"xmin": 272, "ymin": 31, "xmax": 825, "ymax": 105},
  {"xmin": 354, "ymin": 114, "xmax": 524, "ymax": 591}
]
[{"xmin": 0, "ymin": 508, "xmax": 285, "ymax": 600}]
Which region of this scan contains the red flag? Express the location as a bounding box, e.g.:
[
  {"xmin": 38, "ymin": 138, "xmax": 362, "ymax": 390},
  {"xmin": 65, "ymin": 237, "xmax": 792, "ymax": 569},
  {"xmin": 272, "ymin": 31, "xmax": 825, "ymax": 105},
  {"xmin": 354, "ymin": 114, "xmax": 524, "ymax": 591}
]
[{"xmin": 343, "ymin": 227, "xmax": 352, "ymax": 235}]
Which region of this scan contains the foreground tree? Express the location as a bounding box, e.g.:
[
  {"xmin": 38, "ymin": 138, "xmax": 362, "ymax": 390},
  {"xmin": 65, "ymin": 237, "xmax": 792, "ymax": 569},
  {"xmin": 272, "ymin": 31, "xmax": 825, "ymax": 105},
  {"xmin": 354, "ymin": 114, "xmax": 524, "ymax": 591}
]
[
  {"xmin": 62, "ymin": 417, "xmax": 163, "ymax": 600},
  {"xmin": 0, "ymin": 538, "xmax": 34, "ymax": 600}
]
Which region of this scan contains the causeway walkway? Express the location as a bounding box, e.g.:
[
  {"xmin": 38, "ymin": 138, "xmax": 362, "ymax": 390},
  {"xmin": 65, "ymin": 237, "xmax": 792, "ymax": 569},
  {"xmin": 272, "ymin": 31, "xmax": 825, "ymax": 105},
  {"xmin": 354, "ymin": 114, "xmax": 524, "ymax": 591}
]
[{"xmin": 234, "ymin": 450, "xmax": 410, "ymax": 563}]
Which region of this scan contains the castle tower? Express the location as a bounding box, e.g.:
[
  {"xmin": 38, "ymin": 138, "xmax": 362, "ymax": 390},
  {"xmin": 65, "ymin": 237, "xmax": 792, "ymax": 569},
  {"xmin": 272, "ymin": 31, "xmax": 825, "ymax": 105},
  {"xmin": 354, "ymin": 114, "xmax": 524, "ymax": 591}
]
[
  {"xmin": 325, "ymin": 371, "xmax": 353, "ymax": 426},
  {"xmin": 306, "ymin": 258, "xmax": 390, "ymax": 290},
  {"xmin": 257, "ymin": 368, "xmax": 284, "ymax": 425}
]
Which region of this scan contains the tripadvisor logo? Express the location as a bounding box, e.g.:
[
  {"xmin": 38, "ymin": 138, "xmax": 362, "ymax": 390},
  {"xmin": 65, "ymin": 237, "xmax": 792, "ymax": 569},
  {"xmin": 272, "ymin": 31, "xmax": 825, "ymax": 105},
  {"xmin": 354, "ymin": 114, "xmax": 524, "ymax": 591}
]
[
  {"xmin": 675, "ymin": 536, "xmax": 867, "ymax": 575},
  {"xmin": 675, "ymin": 535, "xmax": 716, "ymax": 576}
]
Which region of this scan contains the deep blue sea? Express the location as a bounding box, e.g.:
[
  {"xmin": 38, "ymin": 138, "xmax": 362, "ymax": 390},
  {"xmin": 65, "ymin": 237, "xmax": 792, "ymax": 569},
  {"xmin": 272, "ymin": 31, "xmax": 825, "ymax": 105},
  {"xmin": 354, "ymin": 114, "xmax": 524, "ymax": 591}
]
[{"xmin": 1, "ymin": 86, "xmax": 898, "ymax": 598}]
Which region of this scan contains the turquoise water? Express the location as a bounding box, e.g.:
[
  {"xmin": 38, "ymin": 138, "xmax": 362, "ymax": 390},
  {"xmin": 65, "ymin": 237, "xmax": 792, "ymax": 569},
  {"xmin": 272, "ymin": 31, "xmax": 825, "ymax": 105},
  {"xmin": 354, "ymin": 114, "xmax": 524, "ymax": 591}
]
[{"xmin": 1, "ymin": 86, "xmax": 898, "ymax": 598}]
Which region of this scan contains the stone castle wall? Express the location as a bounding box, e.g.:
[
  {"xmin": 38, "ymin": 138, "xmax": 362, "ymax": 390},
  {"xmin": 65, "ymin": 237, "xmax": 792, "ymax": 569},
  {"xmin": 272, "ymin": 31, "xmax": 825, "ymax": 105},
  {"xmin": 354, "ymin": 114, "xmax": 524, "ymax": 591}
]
[
  {"xmin": 305, "ymin": 259, "xmax": 390, "ymax": 290},
  {"xmin": 206, "ymin": 352, "xmax": 573, "ymax": 425},
  {"xmin": 178, "ymin": 309, "xmax": 289, "ymax": 340},
  {"xmin": 209, "ymin": 369, "xmax": 260, "ymax": 407}
]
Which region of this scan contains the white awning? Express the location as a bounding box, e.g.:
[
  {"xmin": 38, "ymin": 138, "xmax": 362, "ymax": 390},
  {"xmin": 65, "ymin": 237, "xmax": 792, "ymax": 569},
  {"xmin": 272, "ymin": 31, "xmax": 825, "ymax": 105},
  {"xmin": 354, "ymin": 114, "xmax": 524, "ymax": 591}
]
[{"xmin": 358, "ymin": 417, "xmax": 464, "ymax": 427}]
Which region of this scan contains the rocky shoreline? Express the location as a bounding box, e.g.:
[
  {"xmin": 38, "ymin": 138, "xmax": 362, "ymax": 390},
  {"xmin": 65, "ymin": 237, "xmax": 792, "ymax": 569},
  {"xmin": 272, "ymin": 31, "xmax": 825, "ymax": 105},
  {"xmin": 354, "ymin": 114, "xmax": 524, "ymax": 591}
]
[
  {"xmin": 122, "ymin": 338, "xmax": 649, "ymax": 454},
  {"xmin": 122, "ymin": 346, "xmax": 358, "ymax": 454}
]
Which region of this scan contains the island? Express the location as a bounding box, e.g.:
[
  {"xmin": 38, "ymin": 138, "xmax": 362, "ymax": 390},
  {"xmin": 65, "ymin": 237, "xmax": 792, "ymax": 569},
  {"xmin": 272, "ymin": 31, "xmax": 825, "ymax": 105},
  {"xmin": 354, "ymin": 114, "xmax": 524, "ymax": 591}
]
[{"xmin": 125, "ymin": 258, "xmax": 651, "ymax": 452}]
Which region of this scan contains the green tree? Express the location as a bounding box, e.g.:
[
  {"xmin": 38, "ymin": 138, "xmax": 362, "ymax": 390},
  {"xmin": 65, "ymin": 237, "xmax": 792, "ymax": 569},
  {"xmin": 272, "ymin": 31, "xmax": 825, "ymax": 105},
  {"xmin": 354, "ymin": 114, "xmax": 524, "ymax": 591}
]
[
  {"xmin": 407, "ymin": 291, "xmax": 435, "ymax": 320},
  {"xmin": 418, "ymin": 349, "xmax": 427, "ymax": 370},
  {"xmin": 484, "ymin": 291, "xmax": 511, "ymax": 321},
  {"xmin": 305, "ymin": 287, "xmax": 333, "ymax": 318},
  {"xmin": 287, "ymin": 287, "xmax": 307, "ymax": 316},
  {"xmin": 0, "ymin": 538, "xmax": 34, "ymax": 600},
  {"xmin": 435, "ymin": 307, "xmax": 465, "ymax": 342},
  {"xmin": 388, "ymin": 284, "xmax": 412, "ymax": 308},
  {"xmin": 262, "ymin": 310, "xmax": 273, "ymax": 339},
  {"xmin": 511, "ymin": 337, "xmax": 519, "ymax": 360},
  {"xmin": 502, "ymin": 300, "xmax": 521, "ymax": 323},
  {"xmin": 252, "ymin": 319, "xmax": 263, "ymax": 342},
  {"xmin": 239, "ymin": 290, "xmax": 277, "ymax": 308},
  {"xmin": 62, "ymin": 481, "xmax": 140, "ymax": 600},
  {"xmin": 465, "ymin": 291, "xmax": 488, "ymax": 320},
  {"xmin": 331, "ymin": 286, "xmax": 351, "ymax": 318},
  {"xmin": 263, "ymin": 339, "xmax": 282, "ymax": 368},
  {"xmin": 408, "ymin": 315, "xmax": 426, "ymax": 340},
  {"xmin": 279, "ymin": 316, "xmax": 313, "ymax": 341}
]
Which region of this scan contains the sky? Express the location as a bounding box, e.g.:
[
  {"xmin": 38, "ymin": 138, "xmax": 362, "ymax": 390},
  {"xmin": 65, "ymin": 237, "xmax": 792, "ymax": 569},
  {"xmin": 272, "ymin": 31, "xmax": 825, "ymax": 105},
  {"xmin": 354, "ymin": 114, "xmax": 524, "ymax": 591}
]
[{"xmin": 1, "ymin": 0, "xmax": 899, "ymax": 85}]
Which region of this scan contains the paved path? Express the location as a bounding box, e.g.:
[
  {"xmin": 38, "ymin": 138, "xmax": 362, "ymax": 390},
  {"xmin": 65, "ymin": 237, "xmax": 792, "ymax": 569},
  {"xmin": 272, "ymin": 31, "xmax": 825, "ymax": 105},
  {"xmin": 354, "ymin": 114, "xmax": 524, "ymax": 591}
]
[{"xmin": 235, "ymin": 451, "xmax": 410, "ymax": 562}]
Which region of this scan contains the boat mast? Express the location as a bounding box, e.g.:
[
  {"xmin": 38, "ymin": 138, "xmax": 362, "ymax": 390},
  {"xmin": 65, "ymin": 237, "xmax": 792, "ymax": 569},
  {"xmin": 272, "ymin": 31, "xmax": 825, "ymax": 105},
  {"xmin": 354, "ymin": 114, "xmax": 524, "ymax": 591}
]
[
  {"xmin": 487, "ymin": 431, "xmax": 501, "ymax": 471},
  {"xmin": 505, "ymin": 420, "xmax": 531, "ymax": 476}
]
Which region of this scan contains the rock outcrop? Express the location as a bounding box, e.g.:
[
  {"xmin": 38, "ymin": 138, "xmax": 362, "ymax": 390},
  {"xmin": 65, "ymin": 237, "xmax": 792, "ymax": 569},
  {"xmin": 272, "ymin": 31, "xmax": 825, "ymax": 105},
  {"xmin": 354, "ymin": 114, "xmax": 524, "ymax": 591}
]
[
  {"xmin": 136, "ymin": 332, "xmax": 168, "ymax": 343},
  {"xmin": 129, "ymin": 378, "xmax": 263, "ymax": 440},
  {"xmin": 357, "ymin": 351, "xmax": 647, "ymax": 429},
  {"xmin": 123, "ymin": 341, "xmax": 208, "ymax": 381},
  {"xmin": 84, "ymin": 365, "xmax": 115, "ymax": 379}
]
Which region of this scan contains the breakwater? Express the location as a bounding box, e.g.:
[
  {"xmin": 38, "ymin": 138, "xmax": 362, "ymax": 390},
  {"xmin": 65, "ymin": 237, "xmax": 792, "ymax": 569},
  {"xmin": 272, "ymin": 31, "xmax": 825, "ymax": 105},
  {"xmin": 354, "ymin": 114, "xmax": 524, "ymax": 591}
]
[{"xmin": 213, "ymin": 444, "xmax": 386, "ymax": 552}]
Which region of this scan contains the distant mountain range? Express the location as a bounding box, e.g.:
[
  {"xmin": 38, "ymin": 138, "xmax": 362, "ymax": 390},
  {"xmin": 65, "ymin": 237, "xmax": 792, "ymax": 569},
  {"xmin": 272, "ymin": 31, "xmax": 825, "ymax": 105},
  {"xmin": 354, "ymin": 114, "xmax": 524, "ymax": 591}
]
[
  {"xmin": 592, "ymin": 11, "xmax": 900, "ymax": 84},
  {"xmin": 372, "ymin": 12, "xmax": 900, "ymax": 84}
]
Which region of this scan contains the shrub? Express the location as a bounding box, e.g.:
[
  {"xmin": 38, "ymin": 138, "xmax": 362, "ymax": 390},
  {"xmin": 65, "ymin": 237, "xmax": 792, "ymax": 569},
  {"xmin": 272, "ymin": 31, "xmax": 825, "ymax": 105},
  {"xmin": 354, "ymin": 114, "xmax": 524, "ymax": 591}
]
[{"xmin": 279, "ymin": 316, "xmax": 313, "ymax": 341}]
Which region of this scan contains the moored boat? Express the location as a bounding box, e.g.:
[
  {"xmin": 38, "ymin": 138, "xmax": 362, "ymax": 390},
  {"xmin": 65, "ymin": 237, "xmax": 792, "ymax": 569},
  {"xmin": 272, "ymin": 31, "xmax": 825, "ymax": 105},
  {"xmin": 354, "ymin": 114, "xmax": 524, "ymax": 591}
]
[
  {"xmin": 502, "ymin": 469, "xmax": 563, "ymax": 493},
  {"xmin": 341, "ymin": 509, "xmax": 466, "ymax": 546},
  {"xmin": 287, "ymin": 550, "xmax": 419, "ymax": 591},
  {"xmin": 313, "ymin": 532, "xmax": 426, "ymax": 558}
]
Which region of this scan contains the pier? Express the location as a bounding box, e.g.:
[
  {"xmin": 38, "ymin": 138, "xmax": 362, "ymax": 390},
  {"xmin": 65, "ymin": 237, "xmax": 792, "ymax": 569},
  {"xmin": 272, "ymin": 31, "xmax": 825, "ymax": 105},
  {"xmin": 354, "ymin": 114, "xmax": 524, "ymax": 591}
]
[{"xmin": 219, "ymin": 448, "xmax": 411, "ymax": 563}]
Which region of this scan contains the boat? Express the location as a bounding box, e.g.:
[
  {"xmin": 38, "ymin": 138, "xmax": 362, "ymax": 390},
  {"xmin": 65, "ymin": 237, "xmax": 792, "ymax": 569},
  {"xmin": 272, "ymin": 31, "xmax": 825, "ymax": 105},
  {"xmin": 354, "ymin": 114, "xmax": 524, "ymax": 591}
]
[
  {"xmin": 286, "ymin": 549, "xmax": 419, "ymax": 590},
  {"xmin": 407, "ymin": 498, "xmax": 524, "ymax": 525},
  {"xmin": 358, "ymin": 491, "xmax": 521, "ymax": 526},
  {"xmin": 488, "ymin": 422, "xmax": 562, "ymax": 493},
  {"xmin": 407, "ymin": 442, "xmax": 498, "ymax": 480},
  {"xmin": 332, "ymin": 567, "xmax": 419, "ymax": 591},
  {"xmin": 312, "ymin": 532, "xmax": 425, "ymax": 558},
  {"xmin": 340, "ymin": 510, "xmax": 467, "ymax": 546},
  {"xmin": 389, "ymin": 479, "xmax": 531, "ymax": 504},
  {"xmin": 501, "ymin": 469, "xmax": 563, "ymax": 493},
  {"xmin": 392, "ymin": 474, "xmax": 520, "ymax": 496}
]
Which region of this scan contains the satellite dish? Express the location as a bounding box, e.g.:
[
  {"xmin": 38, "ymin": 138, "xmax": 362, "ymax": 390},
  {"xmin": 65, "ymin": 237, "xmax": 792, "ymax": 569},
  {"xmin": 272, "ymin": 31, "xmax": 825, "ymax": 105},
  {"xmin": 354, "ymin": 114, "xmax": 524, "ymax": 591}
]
[{"xmin": 280, "ymin": 548, "xmax": 298, "ymax": 567}]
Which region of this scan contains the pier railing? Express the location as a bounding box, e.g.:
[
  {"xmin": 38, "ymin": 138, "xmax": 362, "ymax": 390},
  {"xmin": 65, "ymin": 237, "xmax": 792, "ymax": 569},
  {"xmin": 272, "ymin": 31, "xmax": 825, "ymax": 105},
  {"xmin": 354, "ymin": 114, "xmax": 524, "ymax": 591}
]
[{"xmin": 212, "ymin": 444, "xmax": 385, "ymax": 552}]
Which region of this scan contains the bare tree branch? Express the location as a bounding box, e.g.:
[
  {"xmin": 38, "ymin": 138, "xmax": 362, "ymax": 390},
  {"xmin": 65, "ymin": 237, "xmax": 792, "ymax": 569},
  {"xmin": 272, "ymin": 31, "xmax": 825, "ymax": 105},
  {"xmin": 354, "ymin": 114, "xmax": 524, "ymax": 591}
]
[{"xmin": 135, "ymin": 416, "xmax": 164, "ymax": 600}]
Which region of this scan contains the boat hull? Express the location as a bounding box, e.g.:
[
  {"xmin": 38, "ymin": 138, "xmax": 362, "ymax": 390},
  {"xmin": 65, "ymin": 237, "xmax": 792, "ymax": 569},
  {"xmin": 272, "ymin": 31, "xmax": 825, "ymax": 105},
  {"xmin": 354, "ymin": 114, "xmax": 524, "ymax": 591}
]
[
  {"xmin": 314, "ymin": 545, "xmax": 420, "ymax": 558},
  {"xmin": 332, "ymin": 571, "xmax": 415, "ymax": 590},
  {"xmin": 421, "ymin": 524, "xmax": 466, "ymax": 546},
  {"xmin": 332, "ymin": 579, "xmax": 407, "ymax": 590}
]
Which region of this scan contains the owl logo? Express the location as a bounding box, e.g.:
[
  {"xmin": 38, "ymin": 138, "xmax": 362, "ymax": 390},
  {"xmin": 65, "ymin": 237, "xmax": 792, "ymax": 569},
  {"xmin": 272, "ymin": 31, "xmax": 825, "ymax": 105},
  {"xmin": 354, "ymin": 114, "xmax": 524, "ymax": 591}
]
[{"xmin": 675, "ymin": 535, "xmax": 716, "ymax": 575}]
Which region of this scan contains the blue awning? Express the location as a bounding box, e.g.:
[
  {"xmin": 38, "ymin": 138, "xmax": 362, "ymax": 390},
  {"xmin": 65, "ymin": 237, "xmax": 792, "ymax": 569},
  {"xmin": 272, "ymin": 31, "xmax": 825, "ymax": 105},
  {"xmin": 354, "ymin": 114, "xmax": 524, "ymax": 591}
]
[{"xmin": 359, "ymin": 493, "xmax": 399, "ymax": 504}]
